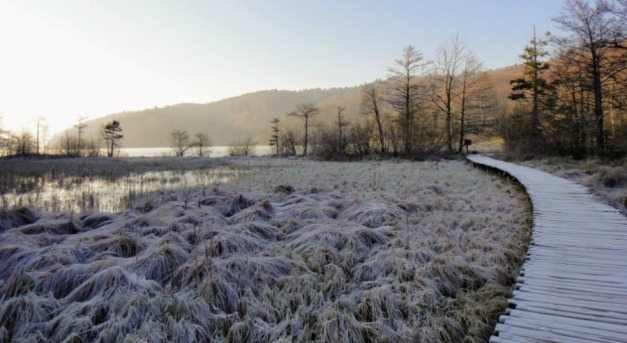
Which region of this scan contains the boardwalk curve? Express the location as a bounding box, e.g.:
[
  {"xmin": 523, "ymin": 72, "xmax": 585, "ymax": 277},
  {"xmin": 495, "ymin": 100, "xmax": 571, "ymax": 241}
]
[{"xmin": 467, "ymin": 155, "xmax": 627, "ymax": 343}]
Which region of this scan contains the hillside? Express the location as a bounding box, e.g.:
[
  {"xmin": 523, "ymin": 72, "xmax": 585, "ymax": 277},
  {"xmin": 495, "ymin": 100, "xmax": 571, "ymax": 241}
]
[
  {"xmin": 56, "ymin": 88, "xmax": 362, "ymax": 148},
  {"xmin": 56, "ymin": 66, "xmax": 520, "ymax": 148}
]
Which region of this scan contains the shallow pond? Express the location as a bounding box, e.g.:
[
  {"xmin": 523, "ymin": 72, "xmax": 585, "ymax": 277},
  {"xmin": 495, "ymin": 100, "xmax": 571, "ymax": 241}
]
[{"xmin": 1, "ymin": 165, "xmax": 254, "ymax": 213}]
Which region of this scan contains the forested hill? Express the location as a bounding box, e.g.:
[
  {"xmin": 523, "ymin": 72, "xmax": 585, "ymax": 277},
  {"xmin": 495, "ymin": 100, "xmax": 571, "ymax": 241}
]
[
  {"xmin": 57, "ymin": 66, "xmax": 520, "ymax": 148},
  {"xmin": 69, "ymin": 87, "xmax": 363, "ymax": 147}
]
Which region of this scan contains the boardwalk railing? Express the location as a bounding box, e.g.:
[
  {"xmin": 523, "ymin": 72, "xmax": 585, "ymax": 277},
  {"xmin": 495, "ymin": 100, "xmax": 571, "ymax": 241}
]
[{"xmin": 467, "ymin": 155, "xmax": 627, "ymax": 343}]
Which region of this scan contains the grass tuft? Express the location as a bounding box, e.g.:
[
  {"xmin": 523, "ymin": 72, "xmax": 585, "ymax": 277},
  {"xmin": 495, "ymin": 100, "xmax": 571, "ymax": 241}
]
[
  {"xmin": 338, "ymin": 200, "xmax": 406, "ymax": 228},
  {"xmin": 131, "ymin": 238, "xmax": 190, "ymax": 284},
  {"xmin": 0, "ymin": 207, "xmax": 38, "ymax": 232},
  {"xmin": 0, "ymin": 159, "xmax": 531, "ymax": 342},
  {"xmin": 65, "ymin": 266, "xmax": 161, "ymax": 302}
]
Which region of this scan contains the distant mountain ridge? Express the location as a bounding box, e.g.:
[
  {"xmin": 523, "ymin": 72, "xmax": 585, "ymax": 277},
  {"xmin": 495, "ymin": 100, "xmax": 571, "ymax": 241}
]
[{"xmin": 59, "ymin": 65, "xmax": 520, "ymax": 148}]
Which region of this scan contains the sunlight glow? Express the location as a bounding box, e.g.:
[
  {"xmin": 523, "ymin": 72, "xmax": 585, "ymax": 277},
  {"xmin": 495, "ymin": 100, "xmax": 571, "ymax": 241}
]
[{"xmin": 0, "ymin": 0, "xmax": 564, "ymax": 136}]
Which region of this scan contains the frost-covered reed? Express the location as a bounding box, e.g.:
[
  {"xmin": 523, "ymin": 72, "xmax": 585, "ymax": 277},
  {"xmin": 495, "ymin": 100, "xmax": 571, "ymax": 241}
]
[
  {"xmin": 0, "ymin": 158, "xmax": 531, "ymax": 342},
  {"xmin": 0, "ymin": 156, "xmax": 254, "ymax": 213}
]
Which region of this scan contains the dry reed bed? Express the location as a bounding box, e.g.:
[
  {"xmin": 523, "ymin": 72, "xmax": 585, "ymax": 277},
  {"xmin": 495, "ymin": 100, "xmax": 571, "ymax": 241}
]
[
  {"xmin": 0, "ymin": 159, "xmax": 531, "ymax": 342},
  {"xmin": 0, "ymin": 157, "xmax": 250, "ymax": 213},
  {"xmin": 0, "ymin": 156, "xmax": 230, "ymax": 178}
]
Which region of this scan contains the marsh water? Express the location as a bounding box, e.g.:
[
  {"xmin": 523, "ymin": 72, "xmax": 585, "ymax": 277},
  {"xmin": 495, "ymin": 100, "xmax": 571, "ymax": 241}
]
[{"xmin": 1, "ymin": 166, "xmax": 253, "ymax": 213}]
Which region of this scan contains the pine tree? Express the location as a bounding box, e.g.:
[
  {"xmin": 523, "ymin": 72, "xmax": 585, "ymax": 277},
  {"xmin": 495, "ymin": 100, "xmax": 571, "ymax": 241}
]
[
  {"xmin": 103, "ymin": 120, "xmax": 123, "ymax": 157},
  {"xmin": 269, "ymin": 118, "xmax": 280, "ymax": 155},
  {"xmin": 509, "ymin": 27, "xmax": 552, "ymax": 139},
  {"xmin": 386, "ymin": 45, "xmax": 429, "ymax": 155}
]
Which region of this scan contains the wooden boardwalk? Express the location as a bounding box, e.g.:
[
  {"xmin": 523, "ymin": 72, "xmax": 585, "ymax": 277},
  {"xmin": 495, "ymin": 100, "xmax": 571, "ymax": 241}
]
[{"xmin": 467, "ymin": 155, "xmax": 627, "ymax": 343}]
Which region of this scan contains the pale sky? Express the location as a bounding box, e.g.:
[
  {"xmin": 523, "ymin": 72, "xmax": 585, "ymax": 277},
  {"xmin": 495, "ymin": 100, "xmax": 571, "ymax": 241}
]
[{"xmin": 0, "ymin": 0, "xmax": 565, "ymax": 136}]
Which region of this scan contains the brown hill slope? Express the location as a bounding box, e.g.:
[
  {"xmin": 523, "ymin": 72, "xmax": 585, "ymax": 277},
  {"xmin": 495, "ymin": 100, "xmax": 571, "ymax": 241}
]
[{"xmin": 69, "ymin": 87, "xmax": 362, "ymax": 147}]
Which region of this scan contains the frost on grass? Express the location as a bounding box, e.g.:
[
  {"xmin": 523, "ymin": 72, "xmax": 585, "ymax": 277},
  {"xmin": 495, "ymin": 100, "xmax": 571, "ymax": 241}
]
[
  {"xmin": 0, "ymin": 159, "xmax": 531, "ymax": 342},
  {"xmin": 0, "ymin": 207, "xmax": 38, "ymax": 232}
]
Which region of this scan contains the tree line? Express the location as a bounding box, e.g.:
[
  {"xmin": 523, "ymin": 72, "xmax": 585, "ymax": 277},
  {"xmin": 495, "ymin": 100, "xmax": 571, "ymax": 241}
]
[
  {"xmin": 269, "ymin": 0, "xmax": 626, "ymax": 160},
  {"xmin": 0, "ymin": 116, "xmax": 127, "ymax": 158},
  {"xmin": 0, "ymin": 115, "xmax": 219, "ymax": 158},
  {"xmin": 268, "ymin": 36, "xmax": 496, "ymax": 159},
  {"xmin": 2, "ymin": 0, "xmax": 624, "ymax": 161},
  {"xmin": 503, "ymin": 0, "xmax": 626, "ymax": 159},
  {"xmin": 0, "ymin": 116, "xmax": 50, "ymax": 157}
]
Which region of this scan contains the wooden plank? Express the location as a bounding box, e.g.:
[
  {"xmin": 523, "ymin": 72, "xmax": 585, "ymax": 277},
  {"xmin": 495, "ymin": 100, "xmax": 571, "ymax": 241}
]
[
  {"xmin": 510, "ymin": 302, "xmax": 627, "ymax": 326},
  {"xmin": 496, "ymin": 316, "xmax": 622, "ymax": 343},
  {"xmin": 510, "ymin": 295, "xmax": 627, "ymax": 314},
  {"xmin": 502, "ymin": 311, "xmax": 627, "ymax": 339},
  {"xmin": 467, "ymin": 155, "xmax": 627, "ymax": 343},
  {"xmin": 516, "ymin": 277, "xmax": 627, "ymax": 296},
  {"xmin": 495, "ymin": 322, "xmax": 610, "ymax": 343}
]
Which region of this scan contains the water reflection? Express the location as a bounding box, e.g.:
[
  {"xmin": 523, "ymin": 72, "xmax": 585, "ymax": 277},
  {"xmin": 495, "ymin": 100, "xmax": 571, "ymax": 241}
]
[{"xmin": 1, "ymin": 166, "xmax": 252, "ymax": 213}]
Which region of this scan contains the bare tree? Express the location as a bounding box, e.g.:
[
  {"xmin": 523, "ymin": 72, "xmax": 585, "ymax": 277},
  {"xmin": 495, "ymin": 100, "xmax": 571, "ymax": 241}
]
[
  {"xmin": 102, "ymin": 120, "xmax": 124, "ymax": 157},
  {"xmin": 280, "ymin": 128, "xmax": 299, "ymax": 155},
  {"xmin": 386, "ymin": 45, "xmax": 430, "ymax": 155},
  {"xmin": 361, "ymin": 80, "xmax": 386, "ymax": 153},
  {"xmin": 13, "ymin": 130, "xmax": 34, "ymax": 155},
  {"xmin": 74, "ymin": 115, "xmax": 88, "ymax": 156},
  {"xmin": 269, "ymin": 118, "xmax": 280, "ymax": 155},
  {"xmin": 345, "ymin": 122, "xmax": 373, "ymax": 156},
  {"xmin": 431, "ymin": 35, "xmax": 466, "ymax": 151},
  {"xmin": 193, "ymin": 132, "xmax": 211, "ymax": 156},
  {"xmin": 228, "ymin": 136, "xmax": 256, "ymax": 156},
  {"xmin": 553, "ymin": 0, "xmax": 627, "ymax": 154},
  {"xmin": 35, "ymin": 117, "xmax": 48, "ymax": 155},
  {"xmin": 169, "ymin": 129, "xmax": 191, "ymax": 157},
  {"xmin": 63, "ymin": 130, "xmax": 74, "ymax": 156},
  {"xmin": 287, "ymin": 102, "xmax": 320, "ymax": 156},
  {"xmin": 84, "ymin": 137, "xmax": 102, "ymax": 157},
  {"xmin": 0, "ymin": 114, "xmax": 7, "ymax": 157},
  {"xmin": 457, "ymin": 53, "xmax": 493, "ymax": 153},
  {"xmin": 336, "ymin": 106, "xmax": 348, "ymax": 154}
]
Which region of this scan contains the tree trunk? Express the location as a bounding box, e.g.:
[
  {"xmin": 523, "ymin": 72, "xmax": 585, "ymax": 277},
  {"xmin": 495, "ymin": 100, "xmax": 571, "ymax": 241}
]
[
  {"xmin": 375, "ymin": 111, "xmax": 385, "ymax": 153},
  {"xmin": 458, "ymin": 85, "xmax": 467, "ymax": 153},
  {"xmin": 303, "ymin": 117, "xmax": 309, "ymax": 156},
  {"xmin": 109, "ymin": 136, "xmax": 115, "ymax": 157},
  {"xmin": 592, "ymin": 54, "xmax": 604, "ymax": 154},
  {"xmin": 446, "ymin": 76, "xmax": 453, "ymax": 152}
]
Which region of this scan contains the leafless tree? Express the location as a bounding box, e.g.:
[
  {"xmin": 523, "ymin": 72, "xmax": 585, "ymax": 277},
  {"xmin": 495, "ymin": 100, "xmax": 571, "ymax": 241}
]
[
  {"xmin": 169, "ymin": 129, "xmax": 191, "ymax": 157},
  {"xmin": 552, "ymin": 0, "xmax": 627, "ymax": 154},
  {"xmin": 74, "ymin": 115, "xmax": 88, "ymax": 156},
  {"xmin": 280, "ymin": 128, "xmax": 299, "ymax": 155},
  {"xmin": 63, "ymin": 130, "xmax": 76, "ymax": 156},
  {"xmin": 336, "ymin": 106, "xmax": 348, "ymax": 153},
  {"xmin": 345, "ymin": 122, "xmax": 372, "ymax": 156},
  {"xmin": 361, "ymin": 80, "xmax": 386, "ymax": 153},
  {"xmin": 0, "ymin": 115, "xmax": 8, "ymax": 156},
  {"xmin": 431, "ymin": 35, "xmax": 467, "ymax": 151},
  {"xmin": 457, "ymin": 54, "xmax": 494, "ymax": 153},
  {"xmin": 13, "ymin": 130, "xmax": 34, "ymax": 155},
  {"xmin": 287, "ymin": 102, "xmax": 320, "ymax": 156},
  {"xmin": 228, "ymin": 136, "xmax": 256, "ymax": 156},
  {"xmin": 84, "ymin": 138, "xmax": 102, "ymax": 157},
  {"xmin": 35, "ymin": 117, "xmax": 48, "ymax": 155},
  {"xmin": 193, "ymin": 132, "xmax": 211, "ymax": 156}
]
